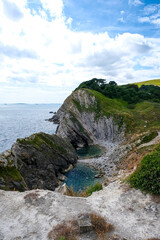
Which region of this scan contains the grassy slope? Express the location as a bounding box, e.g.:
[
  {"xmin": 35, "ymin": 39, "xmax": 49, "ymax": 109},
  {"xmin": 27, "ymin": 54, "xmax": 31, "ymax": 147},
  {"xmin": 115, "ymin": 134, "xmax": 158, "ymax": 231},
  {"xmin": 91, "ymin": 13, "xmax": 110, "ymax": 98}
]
[
  {"xmin": 81, "ymin": 89, "xmax": 160, "ymax": 134},
  {"xmin": 134, "ymin": 79, "xmax": 160, "ymax": 87}
]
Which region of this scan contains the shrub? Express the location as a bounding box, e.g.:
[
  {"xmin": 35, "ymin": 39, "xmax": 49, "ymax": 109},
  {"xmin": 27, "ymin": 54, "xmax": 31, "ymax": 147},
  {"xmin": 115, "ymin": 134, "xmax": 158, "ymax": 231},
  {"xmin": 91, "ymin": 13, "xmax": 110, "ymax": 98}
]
[
  {"xmin": 85, "ymin": 182, "xmax": 102, "ymax": 196},
  {"xmin": 141, "ymin": 131, "xmax": 158, "ymax": 144},
  {"xmin": 48, "ymin": 220, "xmax": 79, "ymax": 240},
  {"xmin": 90, "ymin": 213, "xmax": 113, "ymax": 238},
  {"xmin": 128, "ymin": 144, "xmax": 160, "ymax": 195},
  {"xmin": 57, "ymin": 237, "xmax": 66, "ymax": 240},
  {"xmin": 65, "ymin": 182, "xmax": 102, "ymax": 197}
]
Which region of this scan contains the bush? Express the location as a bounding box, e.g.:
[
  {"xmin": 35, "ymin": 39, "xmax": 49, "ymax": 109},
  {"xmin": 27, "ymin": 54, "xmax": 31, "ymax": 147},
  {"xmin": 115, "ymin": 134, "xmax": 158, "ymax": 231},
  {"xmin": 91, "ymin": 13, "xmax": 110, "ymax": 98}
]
[
  {"xmin": 48, "ymin": 220, "xmax": 79, "ymax": 240},
  {"xmin": 65, "ymin": 182, "xmax": 103, "ymax": 197},
  {"xmin": 128, "ymin": 144, "xmax": 160, "ymax": 195},
  {"xmin": 90, "ymin": 213, "xmax": 113, "ymax": 237},
  {"xmin": 85, "ymin": 182, "xmax": 102, "ymax": 196},
  {"xmin": 141, "ymin": 131, "xmax": 158, "ymax": 144}
]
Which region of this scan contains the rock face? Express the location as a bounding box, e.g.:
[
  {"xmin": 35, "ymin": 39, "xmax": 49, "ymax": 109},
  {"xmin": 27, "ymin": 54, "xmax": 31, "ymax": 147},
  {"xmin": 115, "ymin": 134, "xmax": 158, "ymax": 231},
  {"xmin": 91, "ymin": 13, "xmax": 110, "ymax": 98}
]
[
  {"xmin": 0, "ymin": 179, "xmax": 160, "ymax": 240},
  {"xmin": 52, "ymin": 89, "xmax": 125, "ymax": 147},
  {"xmin": 0, "ymin": 133, "xmax": 77, "ymax": 191}
]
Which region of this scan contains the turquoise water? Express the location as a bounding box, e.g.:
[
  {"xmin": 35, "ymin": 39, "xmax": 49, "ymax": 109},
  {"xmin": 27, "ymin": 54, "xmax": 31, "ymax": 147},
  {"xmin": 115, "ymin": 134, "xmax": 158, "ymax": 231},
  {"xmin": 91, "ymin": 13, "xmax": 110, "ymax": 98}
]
[
  {"xmin": 76, "ymin": 145, "xmax": 103, "ymax": 159},
  {"xmin": 64, "ymin": 163, "xmax": 102, "ymax": 193}
]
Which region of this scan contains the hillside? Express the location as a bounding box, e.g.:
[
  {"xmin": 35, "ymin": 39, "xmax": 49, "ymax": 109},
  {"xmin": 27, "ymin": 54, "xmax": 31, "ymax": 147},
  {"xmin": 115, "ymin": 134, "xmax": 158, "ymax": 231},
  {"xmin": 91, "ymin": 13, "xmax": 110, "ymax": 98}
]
[
  {"xmin": 135, "ymin": 79, "xmax": 160, "ymax": 87},
  {"xmin": 1, "ymin": 80, "xmax": 160, "ymax": 240},
  {"xmin": 52, "ymin": 88, "xmax": 160, "ymax": 145}
]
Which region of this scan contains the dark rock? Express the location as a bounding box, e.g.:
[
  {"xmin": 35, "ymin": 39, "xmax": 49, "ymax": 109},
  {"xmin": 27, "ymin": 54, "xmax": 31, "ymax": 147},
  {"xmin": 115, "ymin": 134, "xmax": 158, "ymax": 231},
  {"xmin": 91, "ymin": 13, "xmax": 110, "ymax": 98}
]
[
  {"xmin": 12, "ymin": 181, "xmax": 24, "ymax": 191},
  {"xmin": 48, "ymin": 114, "xmax": 60, "ymax": 124},
  {"xmin": 11, "ymin": 132, "xmax": 77, "ymax": 191}
]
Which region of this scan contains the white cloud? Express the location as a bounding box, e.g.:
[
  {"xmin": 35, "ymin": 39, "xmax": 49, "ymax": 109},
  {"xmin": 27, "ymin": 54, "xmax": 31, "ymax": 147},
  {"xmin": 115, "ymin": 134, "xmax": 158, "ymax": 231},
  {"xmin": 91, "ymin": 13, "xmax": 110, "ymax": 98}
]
[
  {"xmin": 128, "ymin": 0, "xmax": 143, "ymax": 7},
  {"xmin": 119, "ymin": 17, "xmax": 125, "ymax": 23},
  {"xmin": 41, "ymin": 0, "xmax": 63, "ymax": 18},
  {"xmin": 139, "ymin": 4, "xmax": 160, "ymax": 26},
  {"xmin": 138, "ymin": 17, "xmax": 150, "ymax": 23},
  {"xmin": 66, "ymin": 17, "xmax": 73, "ymax": 26},
  {"xmin": 143, "ymin": 5, "xmax": 157, "ymax": 15},
  {"xmin": 152, "ymin": 18, "xmax": 160, "ymax": 25},
  {"xmin": 0, "ymin": 0, "xmax": 159, "ymax": 103}
]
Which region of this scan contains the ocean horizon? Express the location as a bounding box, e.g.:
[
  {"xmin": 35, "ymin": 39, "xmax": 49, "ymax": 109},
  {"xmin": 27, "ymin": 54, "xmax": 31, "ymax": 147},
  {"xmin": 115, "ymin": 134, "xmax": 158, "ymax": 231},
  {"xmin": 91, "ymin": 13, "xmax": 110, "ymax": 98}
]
[{"xmin": 0, "ymin": 103, "xmax": 61, "ymax": 153}]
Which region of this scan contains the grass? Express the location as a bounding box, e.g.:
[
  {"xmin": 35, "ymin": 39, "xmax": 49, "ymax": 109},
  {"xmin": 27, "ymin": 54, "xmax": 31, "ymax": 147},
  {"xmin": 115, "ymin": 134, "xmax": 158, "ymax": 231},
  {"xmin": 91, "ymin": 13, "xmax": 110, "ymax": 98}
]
[
  {"xmin": 90, "ymin": 213, "xmax": 113, "ymax": 238},
  {"xmin": 0, "ymin": 166, "xmax": 22, "ymax": 181},
  {"xmin": 48, "ymin": 220, "xmax": 79, "ymax": 240},
  {"xmin": 71, "ymin": 89, "xmax": 160, "ymax": 135},
  {"xmin": 48, "ymin": 214, "xmax": 113, "ymax": 240},
  {"xmin": 140, "ymin": 131, "xmax": 158, "ymax": 144},
  {"xmin": 17, "ymin": 132, "xmax": 70, "ymax": 155},
  {"xmin": 65, "ymin": 182, "xmax": 103, "ymax": 197},
  {"xmin": 0, "ymin": 166, "xmax": 25, "ymax": 191},
  {"xmin": 135, "ymin": 79, "xmax": 160, "ymax": 88}
]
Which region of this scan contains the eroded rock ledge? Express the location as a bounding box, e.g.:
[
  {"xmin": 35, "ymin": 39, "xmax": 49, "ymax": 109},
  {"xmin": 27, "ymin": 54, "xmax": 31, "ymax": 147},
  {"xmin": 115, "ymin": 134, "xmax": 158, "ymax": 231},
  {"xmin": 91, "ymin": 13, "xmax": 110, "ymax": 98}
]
[
  {"xmin": 0, "ymin": 132, "xmax": 77, "ymax": 191},
  {"xmin": 0, "ymin": 178, "xmax": 160, "ymax": 240}
]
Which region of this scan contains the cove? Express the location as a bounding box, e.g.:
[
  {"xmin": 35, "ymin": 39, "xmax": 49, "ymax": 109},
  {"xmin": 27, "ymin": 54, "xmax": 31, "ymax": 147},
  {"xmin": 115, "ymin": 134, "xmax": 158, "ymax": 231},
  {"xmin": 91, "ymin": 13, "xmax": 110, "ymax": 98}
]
[
  {"xmin": 64, "ymin": 163, "xmax": 102, "ymax": 193},
  {"xmin": 76, "ymin": 144, "xmax": 103, "ymax": 159}
]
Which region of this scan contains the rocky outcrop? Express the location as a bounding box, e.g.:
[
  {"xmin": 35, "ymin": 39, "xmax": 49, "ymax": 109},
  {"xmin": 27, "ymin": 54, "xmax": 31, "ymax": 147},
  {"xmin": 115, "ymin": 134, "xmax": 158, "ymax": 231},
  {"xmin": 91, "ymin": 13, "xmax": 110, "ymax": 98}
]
[
  {"xmin": 0, "ymin": 133, "xmax": 77, "ymax": 191},
  {"xmin": 0, "ymin": 178, "xmax": 160, "ymax": 240},
  {"xmin": 52, "ymin": 89, "xmax": 125, "ymax": 147}
]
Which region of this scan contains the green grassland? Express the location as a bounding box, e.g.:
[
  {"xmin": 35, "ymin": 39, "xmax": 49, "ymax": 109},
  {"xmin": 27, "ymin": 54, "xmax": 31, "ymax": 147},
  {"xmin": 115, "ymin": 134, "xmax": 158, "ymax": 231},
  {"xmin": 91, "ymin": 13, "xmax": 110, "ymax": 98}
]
[
  {"xmin": 135, "ymin": 79, "xmax": 160, "ymax": 87},
  {"xmin": 72, "ymin": 89, "xmax": 160, "ymax": 134}
]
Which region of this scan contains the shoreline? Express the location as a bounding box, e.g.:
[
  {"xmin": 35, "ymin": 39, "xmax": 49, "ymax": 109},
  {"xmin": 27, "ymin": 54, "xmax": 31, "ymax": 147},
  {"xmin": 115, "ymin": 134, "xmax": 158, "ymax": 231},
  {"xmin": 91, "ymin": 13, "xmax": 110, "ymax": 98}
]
[{"xmin": 78, "ymin": 140, "xmax": 132, "ymax": 178}]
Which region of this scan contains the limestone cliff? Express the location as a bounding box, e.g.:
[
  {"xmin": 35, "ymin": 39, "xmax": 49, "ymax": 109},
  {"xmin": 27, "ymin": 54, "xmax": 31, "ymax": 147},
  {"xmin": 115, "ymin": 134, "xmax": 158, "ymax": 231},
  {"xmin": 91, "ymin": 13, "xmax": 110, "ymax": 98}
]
[
  {"xmin": 52, "ymin": 89, "xmax": 125, "ymax": 147},
  {"xmin": 0, "ymin": 133, "xmax": 77, "ymax": 191}
]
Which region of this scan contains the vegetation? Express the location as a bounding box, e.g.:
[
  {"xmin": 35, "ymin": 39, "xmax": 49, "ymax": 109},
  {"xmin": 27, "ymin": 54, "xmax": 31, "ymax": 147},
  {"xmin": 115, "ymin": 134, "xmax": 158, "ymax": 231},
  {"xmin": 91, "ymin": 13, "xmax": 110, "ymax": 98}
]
[
  {"xmin": 17, "ymin": 132, "xmax": 70, "ymax": 154},
  {"xmin": 72, "ymin": 86, "xmax": 160, "ymax": 134},
  {"xmin": 48, "ymin": 220, "xmax": 79, "ymax": 240},
  {"xmin": 140, "ymin": 131, "xmax": 158, "ymax": 144},
  {"xmin": 48, "ymin": 214, "xmax": 113, "ymax": 240},
  {"xmin": 0, "ymin": 166, "xmax": 25, "ymax": 191},
  {"xmin": 65, "ymin": 182, "xmax": 103, "ymax": 197},
  {"xmin": 128, "ymin": 144, "xmax": 160, "ymax": 195},
  {"xmin": 90, "ymin": 213, "xmax": 113, "ymax": 238},
  {"xmin": 0, "ymin": 166, "xmax": 22, "ymax": 182},
  {"xmin": 75, "ymin": 78, "xmax": 160, "ymax": 104},
  {"xmin": 85, "ymin": 182, "xmax": 102, "ymax": 196},
  {"xmin": 135, "ymin": 79, "xmax": 160, "ymax": 87}
]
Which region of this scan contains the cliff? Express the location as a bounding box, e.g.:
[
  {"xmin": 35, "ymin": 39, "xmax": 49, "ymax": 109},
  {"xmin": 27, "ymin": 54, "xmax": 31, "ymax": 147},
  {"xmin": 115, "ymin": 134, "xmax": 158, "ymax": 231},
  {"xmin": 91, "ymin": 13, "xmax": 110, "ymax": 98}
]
[
  {"xmin": 52, "ymin": 89, "xmax": 126, "ymax": 147},
  {"xmin": 51, "ymin": 88, "xmax": 160, "ymax": 148},
  {"xmin": 1, "ymin": 86, "xmax": 160, "ymax": 240},
  {"xmin": 0, "ymin": 177, "xmax": 160, "ymax": 240},
  {"xmin": 0, "ymin": 132, "xmax": 77, "ymax": 191}
]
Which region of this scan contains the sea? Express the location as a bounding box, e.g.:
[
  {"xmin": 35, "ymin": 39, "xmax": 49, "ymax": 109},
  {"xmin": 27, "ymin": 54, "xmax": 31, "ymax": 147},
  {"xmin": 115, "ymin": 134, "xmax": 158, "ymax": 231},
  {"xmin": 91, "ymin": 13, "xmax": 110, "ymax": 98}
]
[
  {"xmin": 0, "ymin": 103, "xmax": 102, "ymax": 192},
  {"xmin": 0, "ymin": 103, "xmax": 61, "ymax": 153}
]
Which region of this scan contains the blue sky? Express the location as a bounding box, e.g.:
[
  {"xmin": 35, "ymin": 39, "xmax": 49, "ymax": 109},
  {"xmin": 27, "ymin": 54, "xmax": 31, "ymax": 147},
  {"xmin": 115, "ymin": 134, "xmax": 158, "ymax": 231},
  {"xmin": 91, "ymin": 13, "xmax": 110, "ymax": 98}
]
[{"xmin": 0, "ymin": 0, "xmax": 160, "ymax": 103}]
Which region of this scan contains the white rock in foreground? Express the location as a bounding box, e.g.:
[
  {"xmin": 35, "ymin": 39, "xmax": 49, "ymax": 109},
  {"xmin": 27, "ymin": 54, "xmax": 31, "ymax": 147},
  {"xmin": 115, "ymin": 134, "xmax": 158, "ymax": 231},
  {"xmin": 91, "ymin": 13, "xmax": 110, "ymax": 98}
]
[{"xmin": 0, "ymin": 180, "xmax": 160, "ymax": 240}]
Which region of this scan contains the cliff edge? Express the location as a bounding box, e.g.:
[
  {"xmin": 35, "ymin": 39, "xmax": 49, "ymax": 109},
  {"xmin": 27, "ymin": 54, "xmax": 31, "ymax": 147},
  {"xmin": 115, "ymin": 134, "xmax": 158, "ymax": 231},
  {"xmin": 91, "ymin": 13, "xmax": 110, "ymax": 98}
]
[{"xmin": 51, "ymin": 89, "xmax": 126, "ymax": 147}]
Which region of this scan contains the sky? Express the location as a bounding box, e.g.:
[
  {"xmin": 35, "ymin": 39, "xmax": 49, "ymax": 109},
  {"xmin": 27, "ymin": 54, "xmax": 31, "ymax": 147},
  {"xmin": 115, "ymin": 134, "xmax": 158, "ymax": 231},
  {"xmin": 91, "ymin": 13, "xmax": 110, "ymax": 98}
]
[{"xmin": 0, "ymin": 0, "xmax": 160, "ymax": 103}]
